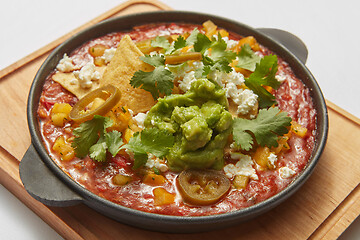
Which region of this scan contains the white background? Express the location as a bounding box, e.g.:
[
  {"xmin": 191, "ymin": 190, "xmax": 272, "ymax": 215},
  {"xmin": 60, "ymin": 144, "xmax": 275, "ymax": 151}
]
[{"xmin": 1, "ymin": 0, "xmax": 359, "ymax": 239}]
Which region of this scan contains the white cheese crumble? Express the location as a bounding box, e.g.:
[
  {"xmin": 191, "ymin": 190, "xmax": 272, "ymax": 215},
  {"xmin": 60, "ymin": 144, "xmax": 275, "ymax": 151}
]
[
  {"xmin": 101, "ymin": 47, "xmax": 116, "ymax": 64},
  {"xmin": 223, "ymin": 153, "xmax": 258, "ymax": 180},
  {"xmin": 275, "ymin": 71, "xmax": 287, "ymax": 83},
  {"xmin": 175, "ymin": 61, "xmax": 204, "ymax": 92},
  {"xmin": 178, "ymin": 71, "xmax": 197, "ymax": 92},
  {"xmin": 73, "ymin": 62, "xmax": 101, "ymax": 89},
  {"xmin": 230, "ymin": 88, "xmax": 258, "ymax": 116},
  {"xmin": 145, "ymin": 153, "xmax": 168, "ymax": 172},
  {"xmin": 267, "ymin": 153, "xmax": 278, "ymax": 169},
  {"xmin": 222, "ymin": 37, "xmax": 239, "ymax": 50},
  {"xmin": 279, "ymin": 167, "xmax": 296, "ymax": 179},
  {"xmin": 56, "ymin": 53, "xmax": 76, "ymax": 72},
  {"xmin": 133, "ymin": 112, "xmax": 148, "ymax": 129}
]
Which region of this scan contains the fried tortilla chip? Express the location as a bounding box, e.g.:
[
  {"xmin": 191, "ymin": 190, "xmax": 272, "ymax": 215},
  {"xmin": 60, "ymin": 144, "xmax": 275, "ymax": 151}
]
[
  {"xmin": 101, "ymin": 35, "xmax": 155, "ymax": 114},
  {"xmin": 52, "ymin": 66, "xmax": 105, "ymax": 99}
]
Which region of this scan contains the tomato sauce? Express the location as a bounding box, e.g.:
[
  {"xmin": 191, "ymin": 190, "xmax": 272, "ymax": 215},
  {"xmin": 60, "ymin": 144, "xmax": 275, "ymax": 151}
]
[{"xmin": 37, "ymin": 23, "xmax": 316, "ymax": 216}]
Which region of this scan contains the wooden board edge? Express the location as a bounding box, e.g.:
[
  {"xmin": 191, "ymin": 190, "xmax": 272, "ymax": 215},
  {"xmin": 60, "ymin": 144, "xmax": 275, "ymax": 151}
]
[
  {"xmin": 326, "ymin": 100, "xmax": 360, "ymax": 126},
  {"xmin": 309, "ymin": 184, "xmax": 360, "ymax": 239},
  {"xmin": 0, "ymin": 0, "xmax": 172, "ymax": 80}
]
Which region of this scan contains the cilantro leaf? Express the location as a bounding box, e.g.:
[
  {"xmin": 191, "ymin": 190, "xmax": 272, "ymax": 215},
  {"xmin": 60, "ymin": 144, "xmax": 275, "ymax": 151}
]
[
  {"xmin": 192, "ymin": 32, "xmax": 236, "ymax": 77},
  {"xmin": 209, "ymin": 33, "xmax": 236, "ymax": 63},
  {"xmin": 245, "ymin": 55, "xmax": 280, "ymax": 108},
  {"xmin": 106, "ymin": 131, "xmax": 123, "ymax": 157},
  {"xmin": 89, "ymin": 141, "xmax": 107, "ymax": 162},
  {"xmin": 151, "ymin": 36, "xmax": 171, "ymax": 50},
  {"xmin": 72, "ymin": 115, "xmax": 123, "ymax": 162},
  {"xmin": 232, "ymin": 107, "xmax": 292, "ymax": 151},
  {"xmin": 72, "ymin": 115, "xmax": 112, "ymax": 158},
  {"xmin": 140, "ymin": 55, "xmax": 164, "ymax": 67},
  {"xmin": 122, "ymin": 128, "xmax": 175, "ymax": 169},
  {"xmin": 186, "ymin": 28, "xmax": 199, "ymax": 46},
  {"xmin": 236, "ymin": 44, "xmax": 261, "ymax": 71},
  {"xmin": 130, "ymin": 66, "xmax": 174, "ymax": 100},
  {"xmin": 173, "ymin": 35, "xmax": 187, "ymax": 50},
  {"xmin": 194, "ymin": 33, "xmax": 212, "ymax": 54}
]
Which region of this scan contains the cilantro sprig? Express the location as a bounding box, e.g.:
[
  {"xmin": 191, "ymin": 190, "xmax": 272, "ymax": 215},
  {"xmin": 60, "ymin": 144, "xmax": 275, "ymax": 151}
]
[
  {"xmin": 232, "ymin": 107, "xmax": 292, "ymax": 151},
  {"xmin": 236, "ymin": 44, "xmax": 261, "ymax": 71},
  {"xmin": 130, "ymin": 55, "xmax": 174, "ymax": 100},
  {"xmin": 121, "ymin": 128, "xmax": 175, "ymax": 169},
  {"xmin": 244, "ymin": 55, "xmax": 280, "ymax": 108},
  {"xmin": 72, "ymin": 115, "xmax": 123, "ymax": 162}
]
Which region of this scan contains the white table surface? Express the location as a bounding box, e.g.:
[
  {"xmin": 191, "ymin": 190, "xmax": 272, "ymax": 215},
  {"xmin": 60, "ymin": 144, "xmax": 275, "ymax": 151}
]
[{"xmin": 1, "ymin": 0, "xmax": 359, "ymax": 239}]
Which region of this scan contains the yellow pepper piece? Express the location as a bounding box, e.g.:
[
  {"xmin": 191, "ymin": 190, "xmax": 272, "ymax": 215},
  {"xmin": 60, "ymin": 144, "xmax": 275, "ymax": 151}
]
[
  {"xmin": 236, "ymin": 36, "xmax": 261, "ymax": 52},
  {"xmin": 153, "ymin": 188, "xmax": 175, "ymax": 206},
  {"xmin": 291, "ymin": 121, "xmax": 308, "ymax": 138},
  {"xmin": 203, "ymin": 20, "xmax": 217, "ymax": 38},
  {"xmin": 143, "ymin": 172, "xmax": 166, "ymax": 185}
]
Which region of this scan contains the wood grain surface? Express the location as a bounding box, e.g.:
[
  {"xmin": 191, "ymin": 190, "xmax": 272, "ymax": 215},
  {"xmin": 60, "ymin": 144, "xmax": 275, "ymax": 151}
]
[{"xmin": 0, "ymin": 0, "xmax": 359, "ymax": 239}]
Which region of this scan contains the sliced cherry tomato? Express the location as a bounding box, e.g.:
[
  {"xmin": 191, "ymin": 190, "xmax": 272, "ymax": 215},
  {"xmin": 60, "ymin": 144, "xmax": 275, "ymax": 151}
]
[
  {"xmin": 177, "ymin": 169, "xmax": 230, "ymax": 206},
  {"xmin": 69, "ymin": 84, "xmax": 121, "ymax": 122}
]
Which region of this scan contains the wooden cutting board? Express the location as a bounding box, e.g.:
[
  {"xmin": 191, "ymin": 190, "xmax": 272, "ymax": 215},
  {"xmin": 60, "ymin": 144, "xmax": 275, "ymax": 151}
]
[{"xmin": 1, "ymin": 0, "xmax": 359, "ymax": 239}]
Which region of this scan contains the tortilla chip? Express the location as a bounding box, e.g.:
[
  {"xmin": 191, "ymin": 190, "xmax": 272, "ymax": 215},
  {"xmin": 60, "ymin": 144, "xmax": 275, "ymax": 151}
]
[
  {"xmin": 52, "ymin": 66, "xmax": 105, "ymax": 99},
  {"xmin": 101, "ymin": 35, "xmax": 155, "ymax": 114}
]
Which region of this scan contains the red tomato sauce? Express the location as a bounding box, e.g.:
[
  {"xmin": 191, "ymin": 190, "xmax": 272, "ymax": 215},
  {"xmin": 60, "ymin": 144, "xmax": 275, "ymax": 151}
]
[{"xmin": 37, "ymin": 23, "xmax": 316, "ymax": 216}]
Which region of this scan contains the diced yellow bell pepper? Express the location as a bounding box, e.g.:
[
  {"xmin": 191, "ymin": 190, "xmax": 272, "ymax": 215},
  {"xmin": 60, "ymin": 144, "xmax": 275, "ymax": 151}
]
[
  {"xmin": 218, "ymin": 29, "xmax": 229, "ymax": 38},
  {"xmin": 236, "ymin": 36, "xmax": 261, "ymax": 52},
  {"xmin": 153, "ymin": 187, "xmax": 175, "ymax": 206},
  {"xmin": 253, "ymin": 146, "xmax": 271, "ymax": 168},
  {"xmin": 291, "ymin": 121, "xmax": 308, "ymax": 138},
  {"xmin": 143, "ymin": 172, "xmax": 166, "ymax": 185},
  {"xmin": 203, "ymin": 20, "xmax": 217, "ymax": 38}
]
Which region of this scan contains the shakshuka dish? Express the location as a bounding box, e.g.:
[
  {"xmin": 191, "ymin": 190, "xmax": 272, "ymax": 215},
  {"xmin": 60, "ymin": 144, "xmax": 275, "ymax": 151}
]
[{"xmin": 37, "ymin": 20, "xmax": 317, "ymax": 216}]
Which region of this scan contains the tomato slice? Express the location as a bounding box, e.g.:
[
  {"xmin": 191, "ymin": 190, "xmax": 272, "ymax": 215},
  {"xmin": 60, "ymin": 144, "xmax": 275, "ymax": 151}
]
[
  {"xmin": 69, "ymin": 84, "xmax": 121, "ymax": 122},
  {"xmin": 177, "ymin": 169, "xmax": 231, "ymax": 206}
]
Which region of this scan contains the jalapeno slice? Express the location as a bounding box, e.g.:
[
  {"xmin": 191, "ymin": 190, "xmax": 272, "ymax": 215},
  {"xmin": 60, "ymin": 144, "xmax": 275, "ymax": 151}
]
[
  {"xmin": 177, "ymin": 169, "xmax": 231, "ymax": 206},
  {"xmin": 69, "ymin": 84, "xmax": 121, "ymax": 122}
]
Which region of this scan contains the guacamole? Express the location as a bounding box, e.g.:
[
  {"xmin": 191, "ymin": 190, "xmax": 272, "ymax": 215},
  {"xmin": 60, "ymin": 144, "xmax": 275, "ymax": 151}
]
[{"xmin": 144, "ymin": 78, "xmax": 233, "ymax": 171}]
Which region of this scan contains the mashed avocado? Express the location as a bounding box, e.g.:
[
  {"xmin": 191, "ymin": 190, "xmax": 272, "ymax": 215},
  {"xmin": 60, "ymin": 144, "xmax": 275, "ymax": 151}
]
[{"xmin": 144, "ymin": 78, "xmax": 233, "ymax": 171}]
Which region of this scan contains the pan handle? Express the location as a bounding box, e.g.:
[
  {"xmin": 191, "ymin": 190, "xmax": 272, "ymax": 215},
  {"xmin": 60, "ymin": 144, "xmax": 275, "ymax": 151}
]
[
  {"xmin": 257, "ymin": 28, "xmax": 308, "ymax": 64},
  {"xmin": 19, "ymin": 144, "xmax": 83, "ymax": 207}
]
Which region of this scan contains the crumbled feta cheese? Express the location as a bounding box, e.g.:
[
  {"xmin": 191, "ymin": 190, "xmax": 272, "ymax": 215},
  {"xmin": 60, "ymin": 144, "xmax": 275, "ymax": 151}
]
[
  {"xmin": 178, "ymin": 71, "xmax": 197, "ymax": 92},
  {"xmin": 231, "ymin": 89, "xmax": 258, "ymax": 115},
  {"xmin": 101, "ymin": 47, "xmax": 116, "ymax": 64},
  {"xmin": 56, "ymin": 54, "xmax": 76, "ymax": 72},
  {"xmin": 275, "ymin": 71, "xmax": 287, "ymax": 83},
  {"xmin": 145, "ymin": 153, "xmax": 168, "ymax": 172},
  {"xmin": 221, "ymin": 37, "xmax": 238, "ymax": 50},
  {"xmin": 267, "ymin": 153, "xmax": 278, "ymax": 169},
  {"xmin": 223, "ymin": 153, "xmax": 258, "ymax": 180},
  {"xmin": 172, "ymin": 61, "xmax": 203, "ymax": 88},
  {"xmin": 133, "ymin": 112, "xmax": 148, "ymax": 129},
  {"xmin": 73, "ymin": 62, "xmax": 101, "ymax": 89},
  {"xmin": 279, "ymin": 167, "xmax": 296, "ymax": 179}
]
